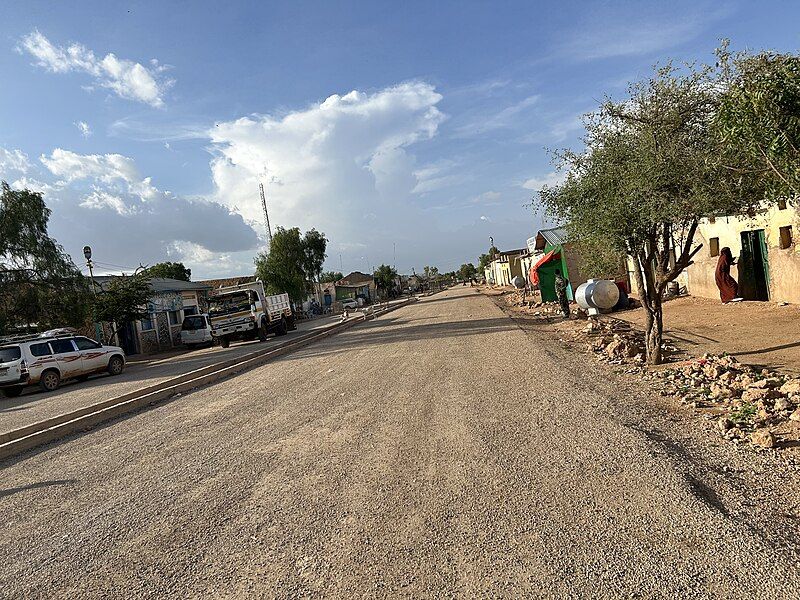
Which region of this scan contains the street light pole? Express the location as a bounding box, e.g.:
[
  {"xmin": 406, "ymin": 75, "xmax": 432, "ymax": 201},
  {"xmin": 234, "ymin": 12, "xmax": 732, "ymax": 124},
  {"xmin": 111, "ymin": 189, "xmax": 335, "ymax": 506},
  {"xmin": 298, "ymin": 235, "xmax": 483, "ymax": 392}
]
[
  {"xmin": 83, "ymin": 245, "xmax": 97, "ymax": 297},
  {"xmin": 83, "ymin": 245, "xmax": 103, "ymax": 342}
]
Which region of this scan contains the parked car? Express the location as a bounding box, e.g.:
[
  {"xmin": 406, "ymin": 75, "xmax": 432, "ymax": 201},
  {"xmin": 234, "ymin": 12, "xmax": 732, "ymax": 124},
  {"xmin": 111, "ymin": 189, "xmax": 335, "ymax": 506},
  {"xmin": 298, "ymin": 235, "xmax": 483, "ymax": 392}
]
[
  {"xmin": 0, "ymin": 334, "xmax": 126, "ymax": 398},
  {"xmin": 180, "ymin": 314, "xmax": 213, "ymax": 348},
  {"xmin": 341, "ymin": 298, "xmax": 359, "ymax": 309}
]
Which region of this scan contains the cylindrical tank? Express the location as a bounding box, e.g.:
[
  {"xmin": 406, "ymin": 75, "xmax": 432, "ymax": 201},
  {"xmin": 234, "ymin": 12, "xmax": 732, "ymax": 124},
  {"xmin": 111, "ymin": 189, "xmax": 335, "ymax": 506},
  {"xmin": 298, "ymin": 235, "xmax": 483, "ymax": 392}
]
[
  {"xmin": 576, "ymin": 279, "xmax": 620, "ymax": 312},
  {"xmin": 511, "ymin": 276, "xmax": 526, "ymax": 289}
]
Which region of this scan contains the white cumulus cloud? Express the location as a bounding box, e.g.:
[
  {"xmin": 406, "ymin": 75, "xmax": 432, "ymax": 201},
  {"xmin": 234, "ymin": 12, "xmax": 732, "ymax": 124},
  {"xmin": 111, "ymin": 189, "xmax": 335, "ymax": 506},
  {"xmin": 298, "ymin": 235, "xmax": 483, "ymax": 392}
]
[
  {"xmin": 207, "ymin": 82, "xmax": 445, "ymax": 264},
  {"xmin": 0, "ymin": 147, "xmax": 31, "ymax": 175},
  {"xmin": 18, "ymin": 30, "xmax": 171, "ymax": 107},
  {"xmin": 522, "ymin": 171, "xmax": 565, "ymax": 191},
  {"xmin": 23, "ymin": 149, "xmax": 259, "ymax": 275}
]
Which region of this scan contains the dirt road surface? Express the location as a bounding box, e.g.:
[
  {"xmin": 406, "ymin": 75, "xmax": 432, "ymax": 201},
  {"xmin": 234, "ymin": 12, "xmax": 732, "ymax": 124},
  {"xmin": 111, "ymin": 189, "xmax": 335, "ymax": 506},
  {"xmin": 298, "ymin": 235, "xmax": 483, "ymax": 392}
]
[
  {"xmin": 1, "ymin": 287, "xmax": 798, "ymax": 598},
  {"xmin": 0, "ymin": 313, "xmax": 343, "ymax": 434}
]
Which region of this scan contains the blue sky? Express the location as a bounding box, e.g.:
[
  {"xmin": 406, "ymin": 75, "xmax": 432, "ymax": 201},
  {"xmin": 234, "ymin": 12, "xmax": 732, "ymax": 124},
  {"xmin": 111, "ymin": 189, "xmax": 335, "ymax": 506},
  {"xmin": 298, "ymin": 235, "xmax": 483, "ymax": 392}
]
[{"xmin": 1, "ymin": 1, "xmax": 799, "ymax": 277}]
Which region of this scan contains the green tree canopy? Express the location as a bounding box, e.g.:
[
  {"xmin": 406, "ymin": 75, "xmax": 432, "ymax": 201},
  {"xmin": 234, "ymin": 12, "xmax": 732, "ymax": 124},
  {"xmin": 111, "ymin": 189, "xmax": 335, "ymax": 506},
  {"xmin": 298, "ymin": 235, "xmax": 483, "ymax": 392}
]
[
  {"xmin": 715, "ymin": 43, "xmax": 800, "ymax": 200},
  {"xmin": 478, "ymin": 253, "xmax": 492, "ymax": 273},
  {"xmin": 255, "ymin": 226, "xmax": 327, "ymax": 304},
  {"xmin": 0, "ymin": 183, "xmax": 89, "ymax": 334},
  {"xmin": 320, "ymin": 271, "xmax": 343, "ymax": 283},
  {"xmin": 373, "ymin": 264, "xmax": 398, "ymax": 298},
  {"xmin": 539, "ymin": 61, "xmax": 762, "ymax": 364},
  {"xmin": 458, "ymin": 263, "xmax": 478, "ymax": 281},
  {"xmin": 91, "ymin": 269, "xmax": 151, "ymax": 344},
  {"xmin": 302, "ymin": 229, "xmax": 328, "ymax": 287},
  {"xmin": 143, "ymin": 261, "xmax": 191, "ymax": 281}
]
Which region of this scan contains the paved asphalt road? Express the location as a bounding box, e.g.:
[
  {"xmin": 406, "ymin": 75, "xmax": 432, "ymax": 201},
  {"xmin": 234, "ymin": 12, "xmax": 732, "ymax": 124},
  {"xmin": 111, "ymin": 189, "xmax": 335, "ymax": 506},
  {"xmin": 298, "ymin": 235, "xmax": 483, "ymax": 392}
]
[
  {"xmin": 0, "ymin": 313, "xmax": 343, "ymax": 434},
  {"xmin": 1, "ymin": 287, "xmax": 798, "ymax": 598}
]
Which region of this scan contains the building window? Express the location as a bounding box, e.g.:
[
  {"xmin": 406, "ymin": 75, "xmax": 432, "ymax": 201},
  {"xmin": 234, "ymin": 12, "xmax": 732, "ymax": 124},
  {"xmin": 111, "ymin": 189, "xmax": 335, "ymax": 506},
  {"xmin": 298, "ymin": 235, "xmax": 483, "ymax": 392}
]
[
  {"xmin": 141, "ymin": 315, "xmax": 155, "ymax": 331},
  {"xmin": 168, "ymin": 310, "xmax": 181, "ymax": 326},
  {"xmin": 778, "ymin": 198, "xmax": 788, "ymax": 210},
  {"xmin": 779, "ymin": 226, "xmax": 793, "ymax": 249},
  {"xmin": 709, "ymin": 237, "xmax": 720, "ymax": 257}
]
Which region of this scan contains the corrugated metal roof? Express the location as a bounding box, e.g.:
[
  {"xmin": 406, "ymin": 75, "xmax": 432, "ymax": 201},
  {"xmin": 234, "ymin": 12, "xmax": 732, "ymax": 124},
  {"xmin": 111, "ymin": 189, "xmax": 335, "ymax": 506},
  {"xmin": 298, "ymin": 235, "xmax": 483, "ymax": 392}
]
[{"xmin": 537, "ymin": 226, "xmax": 569, "ymax": 247}]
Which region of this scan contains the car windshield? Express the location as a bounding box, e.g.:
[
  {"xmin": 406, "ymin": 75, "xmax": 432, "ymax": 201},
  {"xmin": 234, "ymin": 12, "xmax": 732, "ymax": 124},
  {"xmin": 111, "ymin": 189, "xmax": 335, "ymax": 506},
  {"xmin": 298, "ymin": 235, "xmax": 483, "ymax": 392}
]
[
  {"xmin": 182, "ymin": 316, "xmax": 206, "ymax": 330},
  {"xmin": 0, "ymin": 346, "xmax": 22, "ymax": 363},
  {"xmin": 208, "ymin": 292, "xmax": 251, "ymax": 316}
]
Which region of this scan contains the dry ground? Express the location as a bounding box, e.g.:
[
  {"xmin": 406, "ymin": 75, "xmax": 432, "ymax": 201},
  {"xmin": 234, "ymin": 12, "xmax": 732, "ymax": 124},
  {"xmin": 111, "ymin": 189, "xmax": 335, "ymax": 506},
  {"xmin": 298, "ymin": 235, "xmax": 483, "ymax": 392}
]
[
  {"xmin": 1, "ymin": 287, "xmax": 798, "ymax": 598},
  {"xmin": 612, "ymin": 295, "xmax": 800, "ymax": 374}
]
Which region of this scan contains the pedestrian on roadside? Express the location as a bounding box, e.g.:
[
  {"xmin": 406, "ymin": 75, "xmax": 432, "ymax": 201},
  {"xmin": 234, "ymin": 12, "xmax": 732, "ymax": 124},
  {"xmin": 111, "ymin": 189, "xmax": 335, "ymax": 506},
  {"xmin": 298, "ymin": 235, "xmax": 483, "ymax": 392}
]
[
  {"xmin": 715, "ymin": 247, "xmax": 742, "ymax": 303},
  {"xmin": 554, "ymin": 269, "xmax": 570, "ymax": 318}
]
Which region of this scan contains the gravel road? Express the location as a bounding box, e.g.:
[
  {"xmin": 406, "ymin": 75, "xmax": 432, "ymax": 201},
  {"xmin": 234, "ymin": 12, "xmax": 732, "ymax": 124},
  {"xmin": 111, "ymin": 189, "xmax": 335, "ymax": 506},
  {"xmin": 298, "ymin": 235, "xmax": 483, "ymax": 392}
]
[
  {"xmin": 0, "ymin": 313, "xmax": 342, "ymax": 433},
  {"xmin": 1, "ymin": 287, "xmax": 798, "ymax": 598}
]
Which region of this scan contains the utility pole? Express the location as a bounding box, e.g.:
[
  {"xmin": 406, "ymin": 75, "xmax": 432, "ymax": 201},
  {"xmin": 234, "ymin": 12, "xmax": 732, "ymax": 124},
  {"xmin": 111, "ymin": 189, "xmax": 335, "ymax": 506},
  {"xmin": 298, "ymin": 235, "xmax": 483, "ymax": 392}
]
[
  {"xmin": 83, "ymin": 245, "xmax": 103, "ymax": 342},
  {"xmin": 259, "ymin": 182, "xmax": 273, "ymax": 247},
  {"xmin": 339, "ymin": 253, "xmax": 343, "ymax": 272},
  {"xmin": 83, "ymin": 245, "xmax": 97, "ymax": 297},
  {"xmin": 393, "ymin": 242, "xmax": 396, "ymax": 270}
]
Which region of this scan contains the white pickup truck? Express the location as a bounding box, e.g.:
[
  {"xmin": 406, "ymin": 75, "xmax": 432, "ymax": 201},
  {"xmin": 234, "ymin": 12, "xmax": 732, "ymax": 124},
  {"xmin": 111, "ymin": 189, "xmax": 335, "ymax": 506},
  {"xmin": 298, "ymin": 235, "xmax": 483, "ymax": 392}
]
[{"xmin": 207, "ymin": 282, "xmax": 295, "ymax": 348}]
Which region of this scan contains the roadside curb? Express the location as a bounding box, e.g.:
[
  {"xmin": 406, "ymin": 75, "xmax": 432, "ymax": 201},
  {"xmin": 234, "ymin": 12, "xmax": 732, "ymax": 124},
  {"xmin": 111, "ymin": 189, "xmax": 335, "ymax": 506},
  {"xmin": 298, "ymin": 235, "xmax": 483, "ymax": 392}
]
[{"xmin": 0, "ymin": 298, "xmax": 414, "ymax": 461}]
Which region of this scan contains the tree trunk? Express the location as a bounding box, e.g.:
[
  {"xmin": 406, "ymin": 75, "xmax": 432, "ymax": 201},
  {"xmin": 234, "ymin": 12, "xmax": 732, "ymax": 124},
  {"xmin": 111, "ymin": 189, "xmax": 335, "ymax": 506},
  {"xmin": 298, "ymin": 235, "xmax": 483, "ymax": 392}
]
[{"xmin": 643, "ymin": 297, "xmax": 663, "ymax": 365}]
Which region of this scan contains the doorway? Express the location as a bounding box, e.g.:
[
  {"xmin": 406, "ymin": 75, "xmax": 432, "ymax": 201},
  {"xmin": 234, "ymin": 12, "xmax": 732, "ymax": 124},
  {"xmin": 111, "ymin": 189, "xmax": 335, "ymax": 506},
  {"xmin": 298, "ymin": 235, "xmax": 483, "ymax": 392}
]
[
  {"xmin": 738, "ymin": 230, "xmax": 770, "ymax": 301},
  {"xmin": 117, "ymin": 321, "xmax": 139, "ymax": 355}
]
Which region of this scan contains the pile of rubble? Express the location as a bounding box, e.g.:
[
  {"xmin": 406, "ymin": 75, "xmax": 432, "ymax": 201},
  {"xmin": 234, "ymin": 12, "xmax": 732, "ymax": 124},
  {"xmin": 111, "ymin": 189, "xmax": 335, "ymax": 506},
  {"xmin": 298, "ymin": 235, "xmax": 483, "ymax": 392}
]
[
  {"xmin": 653, "ymin": 354, "xmax": 800, "ymax": 448},
  {"xmin": 502, "ymin": 291, "xmax": 587, "ymax": 319},
  {"xmin": 581, "ymin": 319, "xmax": 646, "ymax": 364}
]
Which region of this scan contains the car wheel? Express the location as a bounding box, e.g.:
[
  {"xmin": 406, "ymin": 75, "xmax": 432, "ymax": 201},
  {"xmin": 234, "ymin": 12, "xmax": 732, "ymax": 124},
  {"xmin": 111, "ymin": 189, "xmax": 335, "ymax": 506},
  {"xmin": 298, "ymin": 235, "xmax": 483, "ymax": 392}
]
[
  {"xmin": 107, "ymin": 355, "xmax": 125, "ymax": 376},
  {"xmin": 39, "ymin": 370, "xmax": 61, "ymax": 392},
  {"xmin": 219, "ymin": 337, "xmax": 230, "ymax": 348},
  {"xmin": 1, "ymin": 386, "xmax": 24, "ymax": 398},
  {"xmin": 258, "ymin": 321, "xmax": 268, "ymax": 342}
]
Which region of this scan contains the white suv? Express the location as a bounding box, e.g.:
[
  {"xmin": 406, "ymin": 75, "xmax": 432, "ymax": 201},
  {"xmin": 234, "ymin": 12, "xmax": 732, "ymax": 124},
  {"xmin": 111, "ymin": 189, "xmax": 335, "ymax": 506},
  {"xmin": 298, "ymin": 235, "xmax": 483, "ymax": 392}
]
[{"xmin": 0, "ymin": 334, "xmax": 126, "ymax": 398}]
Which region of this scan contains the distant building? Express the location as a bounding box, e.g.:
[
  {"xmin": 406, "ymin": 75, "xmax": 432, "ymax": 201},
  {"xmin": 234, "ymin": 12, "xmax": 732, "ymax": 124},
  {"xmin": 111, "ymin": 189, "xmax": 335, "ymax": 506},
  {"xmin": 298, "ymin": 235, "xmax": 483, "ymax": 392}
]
[
  {"xmin": 335, "ymin": 271, "xmax": 376, "ymax": 303},
  {"xmin": 685, "ymin": 202, "xmax": 799, "ymax": 303},
  {"xmin": 95, "ymin": 277, "xmax": 210, "ymax": 355},
  {"xmin": 484, "ymin": 248, "xmax": 528, "ymax": 287}
]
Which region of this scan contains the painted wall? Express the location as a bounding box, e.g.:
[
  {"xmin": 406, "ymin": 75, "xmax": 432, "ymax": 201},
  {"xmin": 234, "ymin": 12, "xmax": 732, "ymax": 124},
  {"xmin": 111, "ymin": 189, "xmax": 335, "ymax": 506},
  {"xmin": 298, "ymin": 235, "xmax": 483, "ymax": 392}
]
[{"xmin": 687, "ymin": 204, "xmax": 800, "ymax": 303}]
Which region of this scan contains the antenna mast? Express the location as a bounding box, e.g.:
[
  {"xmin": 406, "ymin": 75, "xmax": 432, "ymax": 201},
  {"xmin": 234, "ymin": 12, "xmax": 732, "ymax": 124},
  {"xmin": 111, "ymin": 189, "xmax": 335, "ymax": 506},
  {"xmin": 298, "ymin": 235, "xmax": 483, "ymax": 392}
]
[{"xmin": 259, "ymin": 182, "xmax": 273, "ymax": 247}]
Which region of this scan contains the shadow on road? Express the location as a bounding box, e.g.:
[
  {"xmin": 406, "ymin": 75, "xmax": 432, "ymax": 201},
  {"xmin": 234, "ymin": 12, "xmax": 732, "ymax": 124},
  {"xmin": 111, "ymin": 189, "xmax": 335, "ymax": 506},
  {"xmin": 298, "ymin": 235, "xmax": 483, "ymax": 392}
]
[
  {"xmin": 277, "ymin": 315, "xmax": 517, "ymax": 363},
  {"xmin": 0, "ymin": 479, "xmax": 77, "ymax": 499}
]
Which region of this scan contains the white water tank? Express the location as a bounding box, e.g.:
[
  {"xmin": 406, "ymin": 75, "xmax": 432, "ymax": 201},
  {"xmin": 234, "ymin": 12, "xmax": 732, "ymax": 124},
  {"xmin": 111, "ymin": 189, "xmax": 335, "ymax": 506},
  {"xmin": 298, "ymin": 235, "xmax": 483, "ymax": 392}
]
[
  {"xmin": 575, "ymin": 279, "xmax": 620, "ymax": 315},
  {"xmin": 511, "ymin": 276, "xmax": 526, "ymax": 289}
]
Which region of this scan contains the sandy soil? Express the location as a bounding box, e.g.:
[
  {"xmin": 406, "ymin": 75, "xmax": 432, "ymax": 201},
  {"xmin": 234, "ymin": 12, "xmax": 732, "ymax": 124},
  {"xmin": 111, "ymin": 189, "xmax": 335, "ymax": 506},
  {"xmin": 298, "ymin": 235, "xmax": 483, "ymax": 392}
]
[
  {"xmin": 611, "ymin": 296, "xmax": 800, "ymax": 374},
  {"xmin": 1, "ymin": 287, "xmax": 799, "ymax": 597}
]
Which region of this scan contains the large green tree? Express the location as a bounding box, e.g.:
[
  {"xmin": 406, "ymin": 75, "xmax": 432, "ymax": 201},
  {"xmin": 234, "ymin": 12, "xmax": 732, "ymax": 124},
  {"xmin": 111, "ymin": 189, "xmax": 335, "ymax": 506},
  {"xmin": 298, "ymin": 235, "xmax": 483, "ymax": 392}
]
[
  {"xmin": 0, "ymin": 183, "xmax": 89, "ymax": 334},
  {"xmin": 539, "ymin": 62, "xmax": 762, "ymax": 364},
  {"xmin": 91, "ymin": 269, "xmax": 152, "ymax": 344},
  {"xmin": 144, "ymin": 261, "xmax": 191, "ymax": 281},
  {"xmin": 320, "ymin": 271, "xmax": 343, "ymax": 283},
  {"xmin": 255, "ymin": 226, "xmax": 327, "ymax": 304},
  {"xmin": 302, "ymin": 229, "xmax": 328, "ymax": 292},
  {"xmin": 715, "ymin": 43, "xmax": 800, "ymax": 200},
  {"xmin": 458, "ymin": 263, "xmax": 478, "ymax": 281},
  {"xmin": 373, "ymin": 264, "xmax": 398, "ymax": 298}
]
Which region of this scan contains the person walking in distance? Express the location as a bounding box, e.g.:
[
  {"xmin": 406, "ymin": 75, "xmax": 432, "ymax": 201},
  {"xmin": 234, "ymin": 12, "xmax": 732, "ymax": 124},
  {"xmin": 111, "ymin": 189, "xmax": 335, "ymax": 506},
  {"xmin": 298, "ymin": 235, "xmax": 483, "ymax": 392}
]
[{"xmin": 554, "ymin": 269, "xmax": 570, "ymax": 318}]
